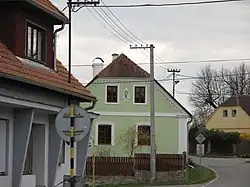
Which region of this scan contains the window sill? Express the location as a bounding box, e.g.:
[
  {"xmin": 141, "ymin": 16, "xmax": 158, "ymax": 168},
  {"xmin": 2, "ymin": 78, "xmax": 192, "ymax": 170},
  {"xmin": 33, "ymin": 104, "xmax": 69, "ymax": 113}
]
[
  {"xmin": 133, "ymin": 102, "xmax": 147, "ymax": 105},
  {"xmin": 105, "ymin": 102, "xmax": 119, "ymax": 105},
  {"xmin": 25, "ymin": 56, "xmax": 47, "ymax": 66}
]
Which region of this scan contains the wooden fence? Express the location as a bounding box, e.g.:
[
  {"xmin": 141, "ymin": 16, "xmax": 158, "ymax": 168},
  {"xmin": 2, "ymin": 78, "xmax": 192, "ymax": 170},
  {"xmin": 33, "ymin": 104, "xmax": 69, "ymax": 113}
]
[{"xmin": 85, "ymin": 153, "xmax": 186, "ymax": 176}]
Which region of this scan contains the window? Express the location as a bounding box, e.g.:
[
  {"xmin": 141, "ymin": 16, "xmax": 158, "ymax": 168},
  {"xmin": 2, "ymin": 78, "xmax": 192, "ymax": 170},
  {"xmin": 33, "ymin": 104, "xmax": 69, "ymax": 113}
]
[
  {"xmin": 26, "ymin": 22, "xmax": 46, "ymax": 62},
  {"xmin": 232, "ymin": 110, "xmax": 237, "ymax": 118},
  {"xmin": 106, "ymin": 85, "xmax": 118, "ymax": 103},
  {"xmin": 137, "ymin": 125, "xmax": 150, "ymax": 146},
  {"xmin": 24, "ymin": 129, "xmax": 33, "ymax": 175},
  {"xmin": 134, "ymin": 86, "xmax": 146, "ymax": 104},
  {"xmin": 58, "ymin": 140, "xmax": 65, "ymax": 165},
  {"xmin": 98, "ymin": 125, "xmax": 112, "ymax": 145},
  {"xmin": 0, "ymin": 119, "xmax": 8, "ymax": 176},
  {"xmin": 223, "ymin": 110, "xmax": 228, "ymax": 118}
]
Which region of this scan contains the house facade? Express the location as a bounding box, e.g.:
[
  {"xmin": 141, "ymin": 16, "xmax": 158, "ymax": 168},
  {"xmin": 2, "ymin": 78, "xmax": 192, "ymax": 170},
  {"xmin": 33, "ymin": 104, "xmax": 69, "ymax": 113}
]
[
  {"xmin": 0, "ymin": 1, "xmax": 97, "ymax": 187},
  {"xmin": 206, "ymin": 95, "xmax": 250, "ymax": 134},
  {"xmin": 84, "ymin": 54, "xmax": 192, "ymax": 157}
]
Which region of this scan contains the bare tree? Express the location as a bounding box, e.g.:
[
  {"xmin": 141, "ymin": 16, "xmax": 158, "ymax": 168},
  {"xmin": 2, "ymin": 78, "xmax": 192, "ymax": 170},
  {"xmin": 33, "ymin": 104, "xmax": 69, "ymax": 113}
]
[
  {"xmin": 190, "ymin": 65, "xmax": 225, "ymax": 111},
  {"xmin": 190, "ymin": 63, "xmax": 250, "ymax": 123},
  {"xmin": 222, "ymin": 63, "xmax": 250, "ymax": 95}
]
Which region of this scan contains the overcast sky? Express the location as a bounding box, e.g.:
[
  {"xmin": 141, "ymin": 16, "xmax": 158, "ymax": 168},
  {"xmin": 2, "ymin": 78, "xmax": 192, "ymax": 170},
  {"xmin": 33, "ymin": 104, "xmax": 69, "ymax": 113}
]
[{"xmin": 52, "ymin": 0, "xmax": 250, "ymax": 112}]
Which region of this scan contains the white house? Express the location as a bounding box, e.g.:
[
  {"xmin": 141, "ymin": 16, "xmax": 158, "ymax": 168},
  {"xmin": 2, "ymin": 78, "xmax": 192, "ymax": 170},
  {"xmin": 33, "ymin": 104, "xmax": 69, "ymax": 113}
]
[{"xmin": 0, "ymin": 0, "xmax": 98, "ymax": 187}]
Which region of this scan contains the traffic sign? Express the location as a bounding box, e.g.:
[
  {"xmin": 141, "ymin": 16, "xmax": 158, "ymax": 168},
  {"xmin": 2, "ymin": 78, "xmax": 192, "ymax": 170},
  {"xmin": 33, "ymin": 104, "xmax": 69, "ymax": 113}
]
[
  {"xmin": 195, "ymin": 133, "xmax": 206, "ymax": 144},
  {"xmin": 55, "ymin": 105, "xmax": 91, "ymax": 142}
]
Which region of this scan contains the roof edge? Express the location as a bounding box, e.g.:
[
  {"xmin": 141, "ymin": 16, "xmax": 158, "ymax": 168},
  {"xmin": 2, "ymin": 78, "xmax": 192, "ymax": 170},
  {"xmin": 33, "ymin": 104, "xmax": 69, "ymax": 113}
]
[
  {"xmin": 29, "ymin": 0, "xmax": 68, "ymax": 23},
  {"xmin": 154, "ymin": 80, "xmax": 192, "ymax": 118},
  {"xmin": 0, "ymin": 72, "xmax": 97, "ymax": 102}
]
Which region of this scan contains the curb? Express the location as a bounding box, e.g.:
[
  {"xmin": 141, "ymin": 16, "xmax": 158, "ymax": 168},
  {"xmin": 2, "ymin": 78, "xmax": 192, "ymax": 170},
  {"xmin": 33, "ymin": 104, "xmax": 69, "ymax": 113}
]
[{"xmin": 201, "ymin": 166, "xmax": 219, "ymax": 187}]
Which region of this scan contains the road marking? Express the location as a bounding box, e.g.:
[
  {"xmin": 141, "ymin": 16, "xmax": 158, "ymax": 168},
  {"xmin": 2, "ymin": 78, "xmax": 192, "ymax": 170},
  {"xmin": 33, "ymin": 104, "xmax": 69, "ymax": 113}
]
[{"xmin": 202, "ymin": 166, "xmax": 219, "ymax": 187}]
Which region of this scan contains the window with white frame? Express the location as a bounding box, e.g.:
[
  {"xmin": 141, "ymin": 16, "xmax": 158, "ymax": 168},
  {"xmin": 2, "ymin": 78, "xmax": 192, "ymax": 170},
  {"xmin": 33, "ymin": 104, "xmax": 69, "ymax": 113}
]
[
  {"xmin": 137, "ymin": 125, "xmax": 150, "ymax": 146},
  {"xmin": 134, "ymin": 86, "xmax": 146, "ymax": 104},
  {"xmin": 0, "ymin": 119, "xmax": 8, "ymax": 176},
  {"xmin": 106, "ymin": 85, "xmax": 118, "ymax": 103},
  {"xmin": 97, "ymin": 124, "xmax": 112, "ymax": 145}
]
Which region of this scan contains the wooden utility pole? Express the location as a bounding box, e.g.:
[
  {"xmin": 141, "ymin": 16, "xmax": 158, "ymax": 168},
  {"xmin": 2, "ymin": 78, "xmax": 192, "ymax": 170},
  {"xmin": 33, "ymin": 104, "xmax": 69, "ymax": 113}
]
[
  {"xmin": 167, "ymin": 68, "xmax": 181, "ymax": 98},
  {"xmin": 130, "ymin": 44, "xmax": 156, "ymax": 181}
]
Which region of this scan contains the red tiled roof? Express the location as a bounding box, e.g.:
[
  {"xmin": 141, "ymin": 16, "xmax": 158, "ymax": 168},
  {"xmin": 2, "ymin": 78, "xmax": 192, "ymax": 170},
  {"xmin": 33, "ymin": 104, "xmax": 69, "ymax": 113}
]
[
  {"xmin": 32, "ymin": 0, "xmax": 68, "ymax": 21},
  {"xmin": 0, "ymin": 41, "xmax": 95, "ymax": 101},
  {"xmin": 97, "ymin": 54, "xmax": 150, "ymax": 78}
]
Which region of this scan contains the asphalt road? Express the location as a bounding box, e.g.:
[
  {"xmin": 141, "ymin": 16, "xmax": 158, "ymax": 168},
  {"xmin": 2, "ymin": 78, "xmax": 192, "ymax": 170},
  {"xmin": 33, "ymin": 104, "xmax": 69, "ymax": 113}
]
[
  {"xmin": 164, "ymin": 157, "xmax": 250, "ymax": 187},
  {"xmin": 193, "ymin": 156, "xmax": 250, "ymax": 187}
]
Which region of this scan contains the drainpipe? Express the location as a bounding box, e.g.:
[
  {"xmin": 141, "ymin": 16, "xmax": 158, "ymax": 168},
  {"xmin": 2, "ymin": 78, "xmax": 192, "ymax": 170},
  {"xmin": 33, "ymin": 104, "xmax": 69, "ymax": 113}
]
[
  {"xmin": 84, "ymin": 99, "xmax": 97, "ymax": 111},
  {"xmin": 53, "ymin": 24, "xmax": 65, "ymax": 71},
  {"xmin": 186, "ymin": 116, "xmax": 193, "ymax": 164}
]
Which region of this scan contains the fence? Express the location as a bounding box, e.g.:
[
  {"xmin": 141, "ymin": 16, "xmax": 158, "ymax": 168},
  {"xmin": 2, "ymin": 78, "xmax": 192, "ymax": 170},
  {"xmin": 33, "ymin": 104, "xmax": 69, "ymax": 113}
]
[{"xmin": 85, "ymin": 153, "xmax": 186, "ymax": 176}]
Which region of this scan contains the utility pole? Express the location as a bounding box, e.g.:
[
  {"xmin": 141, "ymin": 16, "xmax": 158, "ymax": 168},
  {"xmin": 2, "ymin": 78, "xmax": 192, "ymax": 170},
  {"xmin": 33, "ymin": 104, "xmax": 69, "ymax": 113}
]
[
  {"xmin": 167, "ymin": 68, "xmax": 181, "ymax": 98},
  {"xmin": 66, "ymin": 1, "xmax": 100, "ymax": 187},
  {"xmin": 130, "ymin": 44, "xmax": 156, "ymax": 182}
]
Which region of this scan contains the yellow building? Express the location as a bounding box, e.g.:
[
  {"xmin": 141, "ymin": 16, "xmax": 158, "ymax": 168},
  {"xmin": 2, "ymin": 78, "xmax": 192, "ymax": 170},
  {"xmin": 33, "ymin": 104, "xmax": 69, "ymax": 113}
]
[{"xmin": 206, "ymin": 95, "xmax": 250, "ymax": 134}]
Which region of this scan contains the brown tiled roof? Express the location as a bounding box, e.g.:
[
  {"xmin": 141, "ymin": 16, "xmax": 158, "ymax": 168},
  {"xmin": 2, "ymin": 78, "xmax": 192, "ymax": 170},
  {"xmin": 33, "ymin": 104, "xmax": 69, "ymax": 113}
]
[
  {"xmin": 86, "ymin": 53, "xmax": 192, "ymax": 117},
  {"xmin": 97, "ymin": 53, "xmax": 150, "ymax": 78},
  {"xmin": 220, "ymin": 95, "xmax": 250, "ymax": 115},
  {"xmin": 0, "ymin": 41, "xmax": 95, "ymax": 101}
]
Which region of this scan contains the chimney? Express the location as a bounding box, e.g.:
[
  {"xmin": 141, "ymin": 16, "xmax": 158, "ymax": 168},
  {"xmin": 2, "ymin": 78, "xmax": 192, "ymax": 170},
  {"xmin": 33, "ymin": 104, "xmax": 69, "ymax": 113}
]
[
  {"xmin": 112, "ymin": 53, "xmax": 119, "ymax": 61},
  {"xmin": 92, "ymin": 57, "xmax": 104, "ymax": 77}
]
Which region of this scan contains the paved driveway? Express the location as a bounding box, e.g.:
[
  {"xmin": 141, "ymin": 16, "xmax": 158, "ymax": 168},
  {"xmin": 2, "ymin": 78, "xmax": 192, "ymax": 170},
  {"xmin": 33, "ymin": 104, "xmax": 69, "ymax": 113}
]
[{"xmin": 165, "ymin": 156, "xmax": 250, "ymax": 187}]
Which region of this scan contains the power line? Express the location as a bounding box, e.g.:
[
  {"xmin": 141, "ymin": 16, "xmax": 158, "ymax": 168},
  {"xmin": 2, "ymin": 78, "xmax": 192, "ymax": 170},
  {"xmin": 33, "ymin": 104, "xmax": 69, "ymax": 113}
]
[
  {"xmin": 86, "ymin": 7, "xmax": 128, "ymax": 44},
  {"xmin": 85, "ymin": 1, "xmax": 167, "ymax": 68},
  {"xmin": 72, "ymin": 0, "xmax": 242, "ymax": 11},
  {"xmin": 91, "ymin": 7, "xmax": 132, "ymax": 43},
  {"xmin": 78, "ymin": 71, "xmax": 250, "ymax": 85},
  {"xmin": 68, "ymin": 57, "xmax": 250, "ymax": 67}
]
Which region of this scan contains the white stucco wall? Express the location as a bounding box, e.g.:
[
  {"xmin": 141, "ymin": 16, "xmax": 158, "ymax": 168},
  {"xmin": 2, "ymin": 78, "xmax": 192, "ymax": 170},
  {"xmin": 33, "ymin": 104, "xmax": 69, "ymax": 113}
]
[
  {"xmin": 178, "ymin": 117, "xmax": 188, "ymax": 154},
  {"xmin": 0, "ymin": 107, "xmax": 53, "ymax": 187}
]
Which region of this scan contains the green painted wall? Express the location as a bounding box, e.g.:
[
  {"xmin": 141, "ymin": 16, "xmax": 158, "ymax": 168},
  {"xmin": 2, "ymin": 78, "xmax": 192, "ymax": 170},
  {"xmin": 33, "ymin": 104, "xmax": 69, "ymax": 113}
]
[
  {"xmin": 84, "ymin": 78, "xmax": 180, "ymax": 113},
  {"xmin": 88, "ymin": 115, "xmax": 179, "ymax": 156},
  {"xmin": 83, "ymin": 77, "xmax": 182, "ymax": 156}
]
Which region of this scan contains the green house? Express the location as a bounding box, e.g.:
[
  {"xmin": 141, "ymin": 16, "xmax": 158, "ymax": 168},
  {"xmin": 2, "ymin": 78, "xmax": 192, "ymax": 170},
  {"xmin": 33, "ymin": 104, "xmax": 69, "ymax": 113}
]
[{"xmin": 83, "ymin": 53, "xmax": 192, "ymax": 157}]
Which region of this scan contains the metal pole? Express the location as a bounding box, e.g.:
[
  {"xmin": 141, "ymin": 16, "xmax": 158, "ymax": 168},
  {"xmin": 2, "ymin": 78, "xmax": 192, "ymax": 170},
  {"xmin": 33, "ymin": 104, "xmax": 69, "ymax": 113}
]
[
  {"xmin": 172, "ymin": 72, "xmax": 175, "ymax": 98},
  {"xmin": 199, "ymin": 143, "xmax": 202, "ymax": 166},
  {"xmin": 149, "ymin": 44, "xmax": 156, "ymax": 181},
  {"xmin": 69, "ymin": 104, "xmax": 75, "ymax": 187},
  {"xmin": 68, "ymin": 0, "xmax": 72, "ymax": 83}
]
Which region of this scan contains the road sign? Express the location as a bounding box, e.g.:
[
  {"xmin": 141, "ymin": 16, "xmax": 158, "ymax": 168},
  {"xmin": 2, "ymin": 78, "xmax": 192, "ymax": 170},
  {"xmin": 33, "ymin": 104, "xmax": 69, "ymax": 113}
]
[
  {"xmin": 196, "ymin": 144, "xmax": 205, "ymax": 156},
  {"xmin": 195, "ymin": 133, "xmax": 206, "ymax": 144},
  {"xmin": 55, "ymin": 105, "xmax": 91, "ymax": 142}
]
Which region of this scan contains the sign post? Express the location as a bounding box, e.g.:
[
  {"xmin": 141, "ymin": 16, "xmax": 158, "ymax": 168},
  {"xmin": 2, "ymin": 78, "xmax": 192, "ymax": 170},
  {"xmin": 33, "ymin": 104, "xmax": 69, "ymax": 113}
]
[
  {"xmin": 55, "ymin": 105, "xmax": 91, "ymax": 187},
  {"xmin": 195, "ymin": 133, "xmax": 206, "ymax": 166}
]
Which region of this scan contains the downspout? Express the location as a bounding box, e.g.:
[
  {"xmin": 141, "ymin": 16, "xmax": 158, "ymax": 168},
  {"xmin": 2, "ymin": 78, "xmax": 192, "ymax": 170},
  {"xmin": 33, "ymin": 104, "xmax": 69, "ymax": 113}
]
[
  {"xmin": 53, "ymin": 24, "xmax": 65, "ymax": 71},
  {"xmin": 186, "ymin": 116, "xmax": 193, "ymax": 167},
  {"xmin": 84, "ymin": 99, "xmax": 97, "ymax": 111}
]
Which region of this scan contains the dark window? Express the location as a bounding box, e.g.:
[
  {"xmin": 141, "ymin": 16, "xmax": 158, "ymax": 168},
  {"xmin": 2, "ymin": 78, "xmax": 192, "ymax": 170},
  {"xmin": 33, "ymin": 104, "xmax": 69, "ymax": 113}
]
[
  {"xmin": 134, "ymin": 86, "xmax": 146, "ymax": 103},
  {"xmin": 98, "ymin": 125, "xmax": 112, "ymax": 145},
  {"xmin": 26, "ymin": 22, "xmax": 46, "ymax": 63},
  {"xmin": 24, "ymin": 129, "xmax": 33, "ymax": 175},
  {"xmin": 223, "ymin": 110, "xmax": 228, "ymax": 117},
  {"xmin": 58, "ymin": 140, "xmax": 65, "ymax": 165},
  {"xmin": 106, "ymin": 86, "xmax": 118, "ymax": 103},
  {"xmin": 232, "ymin": 110, "xmax": 237, "ymax": 117},
  {"xmin": 138, "ymin": 125, "xmax": 150, "ymax": 146}
]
